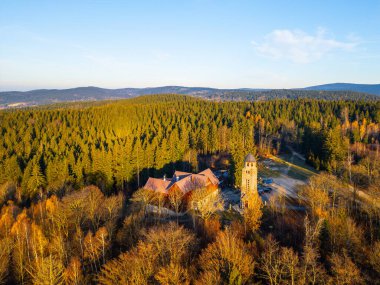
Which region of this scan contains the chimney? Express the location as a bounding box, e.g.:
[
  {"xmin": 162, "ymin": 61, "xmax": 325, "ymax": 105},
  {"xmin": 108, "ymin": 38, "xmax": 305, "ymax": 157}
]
[
  {"xmin": 176, "ymin": 175, "xmax": 179, "ymax": 182},
  {"xmin": 163, "ymin": 174, "xmax": 166, "ymax": 181}
]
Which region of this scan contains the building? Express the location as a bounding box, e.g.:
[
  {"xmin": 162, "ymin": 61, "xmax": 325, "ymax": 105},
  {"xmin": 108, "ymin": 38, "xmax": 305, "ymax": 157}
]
[
  {"xmin": 143, "ymin": 168, "xmax": 219, "ymax": 196},
  {"xmin": 241, "ymin": 153, "xmax": 258, "ymax": 208}
]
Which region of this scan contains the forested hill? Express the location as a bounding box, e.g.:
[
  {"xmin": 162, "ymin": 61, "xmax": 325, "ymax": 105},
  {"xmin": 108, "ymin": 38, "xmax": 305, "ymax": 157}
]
[
  {"xmin": 1, "ymin": 85, "xmax": 379, "ymax": 108},
  {"xmin": 1, "ymin": 94, "xmax": 379, "ymax": 283},
  {"xmin": 197, "ymin": 89, "xmax": 379, "ymax": 101},
  {"xmin": 304, "ymin": 83, "xmax": 380, "ymax": 95},
  {"xmin": 0, "ymin": 94, "xmax": 379, "ymax": 197}
]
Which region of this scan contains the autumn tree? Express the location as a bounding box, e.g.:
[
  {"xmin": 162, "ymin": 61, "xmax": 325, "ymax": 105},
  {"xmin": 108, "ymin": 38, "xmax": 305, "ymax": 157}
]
[
  {"xmin": 369, "ymin": 241, "xmax": 380, "ymax": 276},
  {"xmin": 83, "ymin": 227, "xmax": 110, "ymax": 272},
  {"xmin": 329, "ymin": 251, "xmax": 363, "ymax": 285},
  {"xmin": 64, "ymin": 257, "xmax": 85, "ymax": 285},
  {"xmin": 155, "ymin": 262, "xmax": 190, "ymax": 285},
  {"xmin": 98, "ymin": 223, "xmax": 196, "ymax": 284},
  {"xmin": 142, "ymin": 222, "xmax": 196, "ymax": 265},
  {"xmin": 168, "ymin": 188, "xmax": 184, "ymax": 218},
  {"xmin": 260, "ymin": 235, "xmax": 301, "ymax": 285},
  {"xmin": 29, "ymin": 255, "xmax": 64, "ymax": 285},
  {"xmin": 97, "ymin": 243, "xmax": 157, "ymax": 285},
  {"xmin": 198, "ymin": 228, "xmax": 255, "ymax": 284},
  {"xmin": 299, "ymin": 216, "xmax": 329, "ymax": 285},
  {"xmin": 300, "ymin": 172, "xmax": 354, "ymax": 221},
  {"xmin": 131, "ymin": 188, "xmax": 156, "ymax": 215},
  {"xmin": 244, "ymin": 192, "xmax": 263, "ymax": 233},
  {"xmin": 0, "ymin": 237, "xmax": 12, "ymax": 284},
  {"xmin": 189, "ymin": 187, "xmax": 224, "ymax": 220},
  {"xmin": 10, "ymin": 210, "xmax": 31, "ymax": 284}
]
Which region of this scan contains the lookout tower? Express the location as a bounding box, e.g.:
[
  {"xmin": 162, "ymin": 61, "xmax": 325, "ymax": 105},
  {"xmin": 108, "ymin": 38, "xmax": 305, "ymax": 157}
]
[{"xmin": 241, "ymin": 153, "xmax": 258, "ymax": 208}]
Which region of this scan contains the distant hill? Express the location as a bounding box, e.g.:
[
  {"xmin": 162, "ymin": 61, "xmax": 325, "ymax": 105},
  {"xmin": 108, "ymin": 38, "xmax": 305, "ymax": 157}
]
[
  {"xmin": 1, "ymin": 84, "xmax": 379, "ymax": 109},
  {"xmin": 303, "ymin": 83, "xmax": 380, "ymax": 96},
  {"xmin": 197, "ymin": 89, "xmax": 379, "ymax": 102}
]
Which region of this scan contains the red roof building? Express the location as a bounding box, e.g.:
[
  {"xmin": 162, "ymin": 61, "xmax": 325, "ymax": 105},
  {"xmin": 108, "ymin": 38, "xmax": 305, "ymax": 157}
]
[{"xmin": 143, "ymin": 168, "xmax": 219, "ymax": 195}]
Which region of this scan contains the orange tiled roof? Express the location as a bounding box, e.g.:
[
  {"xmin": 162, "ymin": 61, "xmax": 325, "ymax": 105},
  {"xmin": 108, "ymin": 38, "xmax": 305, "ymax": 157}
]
[
  {"xmin": 143, "ymin": 168, "xmax": 219, "ymax": 195},
  {"xmin": 144, "ymin": 177, "xmax": 171, "ymax": 194},
  {"xmin": 199, "ymin": 168, "xmax": 219, "ymax": 185},
  {"xmin": 173, "ymin": 170, "xmax": 192, "ymax": 180}
]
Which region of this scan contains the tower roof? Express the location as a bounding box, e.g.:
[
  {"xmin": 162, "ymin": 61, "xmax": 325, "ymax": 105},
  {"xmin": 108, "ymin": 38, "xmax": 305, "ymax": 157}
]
[{"xmin": 244, "ymin": 153, "xmax": 256, "ymax": 163}]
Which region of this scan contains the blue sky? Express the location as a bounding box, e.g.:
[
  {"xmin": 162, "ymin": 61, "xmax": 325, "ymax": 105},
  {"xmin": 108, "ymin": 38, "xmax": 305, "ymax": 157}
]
[{"xmin": 0, "ymin": 0, "xmax": 379, "ymax": 91}]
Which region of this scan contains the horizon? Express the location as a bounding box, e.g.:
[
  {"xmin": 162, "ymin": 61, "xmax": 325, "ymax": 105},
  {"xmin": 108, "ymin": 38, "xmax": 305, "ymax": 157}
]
[
  {"xmin": 2, "ymin": 82, "xmax": 380, "ymax": 93},
  {"xmin": 1, "ymin": 1, "xmax": 380, "ymax": 91}
]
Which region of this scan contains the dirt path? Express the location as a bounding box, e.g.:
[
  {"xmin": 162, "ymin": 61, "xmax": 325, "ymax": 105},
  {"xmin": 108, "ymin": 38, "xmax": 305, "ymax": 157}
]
[
  {"xmin": 271, "ymin": 174, "xmax": 305, "ymax": 199},
  {"xmin": 261, "ymin": 150, "xmax": 308, "ymax": 209},
  {"xmin": 287, "ymin": 145, "xmax": 306, "ymax": 161},
  {"xmin": 282, "ymin": 146, "xmax": 380, "ymax": 209}
]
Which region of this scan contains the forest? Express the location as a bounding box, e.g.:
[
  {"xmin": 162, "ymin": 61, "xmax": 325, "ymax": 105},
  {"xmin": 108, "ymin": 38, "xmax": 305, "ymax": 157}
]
[
  {"xmin": 199, "ymin": 89, "xmax": 380, "ymax": 102},
  {"xmin": 1, "ymin": 87, "xmax": 379, "ymax": 108},
  {"xmin": 0, "ymin": 94, "xmax": 379, "ymax": 284}
]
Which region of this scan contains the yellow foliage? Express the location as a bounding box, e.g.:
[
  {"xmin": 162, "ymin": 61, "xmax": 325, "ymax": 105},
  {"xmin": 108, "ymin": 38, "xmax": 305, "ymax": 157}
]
[
  {"xmin": 244, "ymin": 192, "xmax": 263, "ymax": 232},
  {"xmin": 64, "ymin": 256, "xmax": 84, "ymax": 285},
  {"xmin": 45, "ymin": 195, "xmax": 59, "ymax": 214},
  {"xmin": 198, "ymin": 228, "xmax": 255, "ymax": 284},
  {"xmin": 0, "ymin": 203, "xmax": 17, "ymax": 238},
  {"xmin": 155, "ymin": 262, "xmax": 190, "ymax": 285},
  {"xmin": 10, "ymin": 210, "xmax": 30, "ymax": 237}
]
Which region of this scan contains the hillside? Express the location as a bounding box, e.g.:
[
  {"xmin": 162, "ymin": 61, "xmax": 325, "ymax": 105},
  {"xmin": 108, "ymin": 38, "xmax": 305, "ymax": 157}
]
[
  {"xmin": 304, "ymin": 83, "xmax": 380, "ymax": 95},
  {"xmin": 197, "ymin": 89, "xmax": 379, "ymax": 101},
  {"xmin": 1, "ymin": 85, "xmax": 379, "ymax": 109}
]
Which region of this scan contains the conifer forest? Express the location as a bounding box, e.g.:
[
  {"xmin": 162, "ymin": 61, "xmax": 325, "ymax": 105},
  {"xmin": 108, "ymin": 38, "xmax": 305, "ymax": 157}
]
[{"xmin": 0, "ymin": 95, "xmax": 379, "ymax": 284}]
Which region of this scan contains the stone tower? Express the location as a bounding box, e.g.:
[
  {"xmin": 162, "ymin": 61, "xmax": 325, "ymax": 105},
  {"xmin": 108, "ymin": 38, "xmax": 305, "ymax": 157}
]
[{"xmin": 241, "ymin": 153, "xmax": 258, "ymax": 208}]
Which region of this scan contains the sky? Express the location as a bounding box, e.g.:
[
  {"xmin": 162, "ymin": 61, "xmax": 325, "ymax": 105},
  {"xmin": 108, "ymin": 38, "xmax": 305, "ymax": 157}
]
[{"xmin": 0, "ymin": 0, "xmax": 379, "ymax": 91}]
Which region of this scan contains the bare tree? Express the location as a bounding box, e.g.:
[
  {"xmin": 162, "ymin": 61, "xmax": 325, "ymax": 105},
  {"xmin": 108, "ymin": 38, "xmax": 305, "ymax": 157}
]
[
  {"xmin": 260, "ymin": 235, "xmax": 284, "ymax": 285},
  {"xmin": 98, "ymin": 223, "xmax": 195, "ymax": 285},
  {"xmin": 28, "ymin": 255, "xmax": 64, "ymax": 285},
  {"xmin": 330, "ymin": 251, "xmax": 363, "ymax": 285},
  {"xmin": 168, "ymin": 188, "xmax": 184, "ymax": 222},
  {"xmin": 131, "ymin": 188, "xmax": 156, "ymax": 216},
  {"xmin": 189, "ymin": 188, "xmax": 223, "ymax": 221},
  {"xmin": 299, "ymin": 216, "xmax": 328, "ymax": 285},
  {"xmin": 260, "ymin": 235, "xmax": 301, "ymax": 285},
  {"xmin": 84, "ymin": 227, "xmax": 109, "ymax": 272},
  {"xmin": 0, "ymin": 237, "xmax": 12, "ymax": 284},
  {"xmin": 198, "ymin": 228, "xmax": 255, "ymax": 284},
  {"xmin": 64, "ymin": 257, "xmax": 85, "ymax": 285}
]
